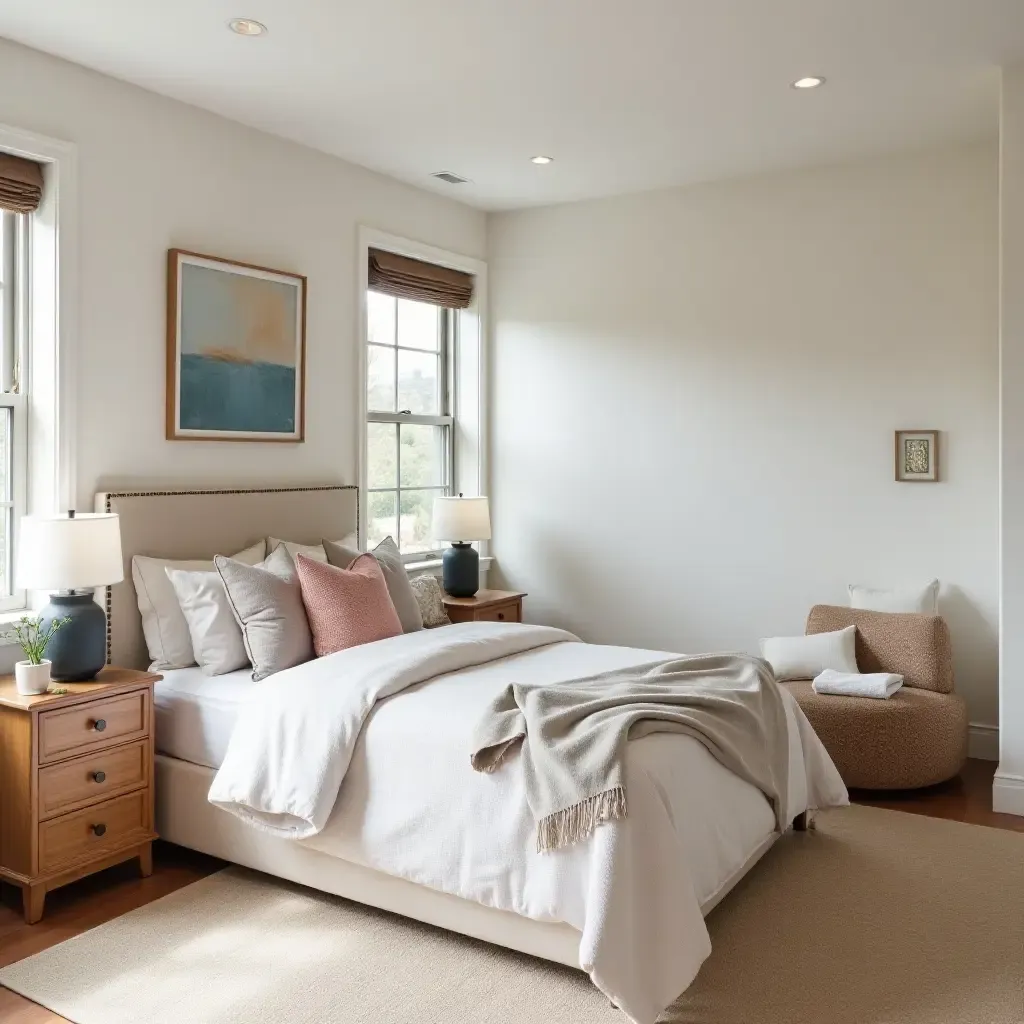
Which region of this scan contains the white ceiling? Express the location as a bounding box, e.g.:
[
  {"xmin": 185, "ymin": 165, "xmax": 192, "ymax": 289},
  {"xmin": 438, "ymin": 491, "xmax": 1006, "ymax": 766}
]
[{"xmin": 2, "ymin": 0, "xmax": 1023, "ymax": 210}]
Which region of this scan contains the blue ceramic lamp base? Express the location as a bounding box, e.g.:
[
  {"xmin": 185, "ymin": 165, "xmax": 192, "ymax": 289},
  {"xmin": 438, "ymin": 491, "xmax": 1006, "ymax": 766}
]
[
  {"xmin": 442, "ymin": 543, "xmax": 480, "ymax": 598},
  {"xmin": 39, "ymin": 592, "xmax": 107, "ymax": 681}
]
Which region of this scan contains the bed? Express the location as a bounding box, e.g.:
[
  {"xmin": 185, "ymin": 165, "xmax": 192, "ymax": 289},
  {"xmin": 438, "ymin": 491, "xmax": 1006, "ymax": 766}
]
[{"xmin": 98, "ymin": 485, "xmax": 848, "ymax": 1024}]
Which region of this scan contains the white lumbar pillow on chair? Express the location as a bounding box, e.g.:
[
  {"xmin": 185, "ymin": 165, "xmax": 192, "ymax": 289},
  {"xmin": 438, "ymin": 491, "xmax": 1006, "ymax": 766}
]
[
  {"xmin": 760, "ymin": 625, "xmax": 858, "ymax": 682},
  {"xmin": 848, "ymin": 580, "xmax": 939, "ymax": 615}
]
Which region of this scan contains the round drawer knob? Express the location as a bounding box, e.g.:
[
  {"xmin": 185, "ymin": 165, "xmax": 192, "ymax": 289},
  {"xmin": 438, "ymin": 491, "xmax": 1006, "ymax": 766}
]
[
  {"xmin": 92, "ymin": 719, "xmax": 107, "ymax": 732},
  {"xmin": 497, "ymin": 613, "xmax": 505, "ymax": 620},
  {"xmin": 92, "ymin": 770, "xmax": 106, "ymax": 783},
  {"xmin": 91, "ymin": 823, "xmax": 107, "ymax": 837}
]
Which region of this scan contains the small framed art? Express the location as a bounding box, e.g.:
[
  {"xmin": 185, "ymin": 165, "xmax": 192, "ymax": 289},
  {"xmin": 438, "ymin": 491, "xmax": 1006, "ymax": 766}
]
[
  {"xmin": 895, "ymin": 430, "xmax": 939, "ymax": 483},
  {"xmin": 166, "ymin": 249, "xmax": 306, "ymax": 442}
]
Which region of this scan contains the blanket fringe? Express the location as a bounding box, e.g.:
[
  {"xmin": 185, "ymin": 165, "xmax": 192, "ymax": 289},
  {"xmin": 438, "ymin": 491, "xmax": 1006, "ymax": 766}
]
[{"xmin": 537, "ymin": 786, "xmax": 627, "ymax": 853}]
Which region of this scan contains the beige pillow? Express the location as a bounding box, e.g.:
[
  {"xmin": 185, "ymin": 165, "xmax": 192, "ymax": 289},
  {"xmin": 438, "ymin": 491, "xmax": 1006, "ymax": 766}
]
[
  {"xmin": 216, "ymin": 545, "xmax": 313, "ymax": 681},
  {"xmin": 132, "ymin": 540, "xmax": 266, "ymax": 670},
  {"xmin": 323, "ymin": 536, "xmax": 423, "ymax": 634},
  {"xmin": 409, "ymin": 575, "xmax": 452, "ymax": 629},
  {"xmin": 267, "ymin": 535, "xmax": 358, "ymax": 565}
]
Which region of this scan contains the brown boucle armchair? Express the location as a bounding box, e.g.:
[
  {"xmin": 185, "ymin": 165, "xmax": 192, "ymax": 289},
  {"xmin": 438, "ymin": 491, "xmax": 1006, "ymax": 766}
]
[{"xmin": 781, "ymin": 605, "xmax": 968, "ymax": 790}]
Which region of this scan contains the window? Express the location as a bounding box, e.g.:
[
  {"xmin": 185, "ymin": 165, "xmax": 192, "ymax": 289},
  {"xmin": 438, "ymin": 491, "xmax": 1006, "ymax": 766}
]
[
  {"xmin": 0, "ymin": 209, "xmax": 27, "ymax": 609},
  {"xmin": 365, "ymin": 291, "xmax": 454, "ymax": 558},
  {"xmin": 359, "ymin": 230, "xmax": 485, "ymax": 566}
]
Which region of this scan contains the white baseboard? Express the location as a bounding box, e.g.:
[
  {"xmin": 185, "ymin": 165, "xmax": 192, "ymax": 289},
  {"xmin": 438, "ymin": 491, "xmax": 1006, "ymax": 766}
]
[
  {"xmin": 992, "ymin": 772, "xmax": 1024, "ymax": 816},
  {"xmin": 968, "ymin": 722, "xmax": 999, "ymax": 761}
]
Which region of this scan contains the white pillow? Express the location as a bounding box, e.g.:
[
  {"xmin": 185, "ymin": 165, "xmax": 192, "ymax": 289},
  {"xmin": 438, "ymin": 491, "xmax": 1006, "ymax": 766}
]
[
  {"xmin": 166, "ymin": 566, "xmax": 250, "ymax": 676},
  {"xmin": 267, "ymin": 534, "xmax": 359, "ymax": 565},
  {"xmin": 132, "ymin": 541, "xmax": 266, "ymax": 670},
  {"xmin": 848, "ymin": 580, "xmax": 939, "ymax": 615},
  {"xmin": 760, "ymin": 626, "xmax": 858, "ymax": 682}
]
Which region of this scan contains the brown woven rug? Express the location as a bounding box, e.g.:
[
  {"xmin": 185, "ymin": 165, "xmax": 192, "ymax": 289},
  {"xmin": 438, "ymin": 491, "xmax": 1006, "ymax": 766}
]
[{"xmin": 1, "ymin": 804, "xmax": 1021, "ymax": 1023}]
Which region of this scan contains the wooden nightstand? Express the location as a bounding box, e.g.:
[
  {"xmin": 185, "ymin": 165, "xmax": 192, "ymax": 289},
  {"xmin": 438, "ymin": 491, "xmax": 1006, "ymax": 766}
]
[
  {"xmin": 0, "ymin": 666, "xmax": 159, "ymax": 923},
  {"xmin": 442, "ymin": 589, "xmax": 526, "ymax": 625}
]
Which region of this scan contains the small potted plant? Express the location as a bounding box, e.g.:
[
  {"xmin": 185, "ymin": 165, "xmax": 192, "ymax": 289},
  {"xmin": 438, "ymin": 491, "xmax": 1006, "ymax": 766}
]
[{"xmin": 3, "ymin": 616, "xmax": 70, "ymax": 695}]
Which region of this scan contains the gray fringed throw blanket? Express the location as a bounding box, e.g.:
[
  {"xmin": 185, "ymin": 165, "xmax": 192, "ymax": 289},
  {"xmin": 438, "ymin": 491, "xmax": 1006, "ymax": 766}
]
[{"xmin": 470, "ymin": 653, "xmax": 791, "ymax": 853}]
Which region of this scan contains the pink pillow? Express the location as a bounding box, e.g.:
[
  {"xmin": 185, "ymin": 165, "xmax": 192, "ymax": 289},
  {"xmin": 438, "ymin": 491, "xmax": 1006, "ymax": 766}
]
[{"xmin": 295, "ymin": 552, "xmax": 403, "ymax": 657}]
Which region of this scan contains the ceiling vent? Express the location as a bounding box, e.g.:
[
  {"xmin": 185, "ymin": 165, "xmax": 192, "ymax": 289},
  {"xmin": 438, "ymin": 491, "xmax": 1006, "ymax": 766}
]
[{"xmin": 432, "ymin": 171, "xmax": 470, "ymax": 185}]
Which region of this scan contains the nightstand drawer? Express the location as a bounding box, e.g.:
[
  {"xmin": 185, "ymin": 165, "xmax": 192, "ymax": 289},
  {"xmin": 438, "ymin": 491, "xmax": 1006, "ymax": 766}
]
[
  {"xmin": 473, "ymin": 600, "xmax": 521, "ymax": 623},
  {"xmin": 38, "ymin": 740, "xmax": 149, "ymax": 820},
  {"xmin": 38, "ymin": 690, "xmax": 149, "ymax": 764},
  {"xmin": 38, "ymin": 791, "xmax": 150, "ymax": 874}
]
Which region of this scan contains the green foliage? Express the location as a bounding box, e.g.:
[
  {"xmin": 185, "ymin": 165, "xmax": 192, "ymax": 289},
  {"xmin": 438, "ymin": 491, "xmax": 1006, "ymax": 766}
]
[{"xmin": 2, "ymin": 615, "xmax": 71, "ymax": 665}]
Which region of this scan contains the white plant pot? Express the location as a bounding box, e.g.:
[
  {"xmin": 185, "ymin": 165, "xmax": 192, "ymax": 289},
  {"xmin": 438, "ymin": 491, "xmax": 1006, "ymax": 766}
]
[{"xmin": 15, "ymin": 659, "xmax": 52, "ymax": 696}]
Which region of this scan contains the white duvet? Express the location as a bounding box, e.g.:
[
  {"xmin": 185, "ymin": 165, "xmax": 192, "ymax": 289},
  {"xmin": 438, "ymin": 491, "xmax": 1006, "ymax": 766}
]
[{"xmin": 210, "ymin": 623, "xmax": 847, "ymax": 1024}]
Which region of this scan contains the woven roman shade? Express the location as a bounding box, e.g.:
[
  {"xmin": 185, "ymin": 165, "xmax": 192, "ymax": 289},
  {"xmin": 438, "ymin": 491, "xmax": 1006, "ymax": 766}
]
[
  {"xmin": 368, "ymin": 248, "xmax": 474, "ymax": 309},
  {"xmin": 0, "ymin": 153, "xmax": 44, "ymax": 214}
]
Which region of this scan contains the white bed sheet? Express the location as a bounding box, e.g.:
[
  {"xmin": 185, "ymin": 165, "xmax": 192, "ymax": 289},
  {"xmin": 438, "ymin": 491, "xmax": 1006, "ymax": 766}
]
[{"xmin": 154, "ymin": 667, "xmax": 252, "ymax": 768}]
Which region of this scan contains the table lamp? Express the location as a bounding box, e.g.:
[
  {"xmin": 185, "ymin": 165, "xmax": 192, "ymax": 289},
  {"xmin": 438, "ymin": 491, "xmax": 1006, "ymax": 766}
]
[
  {"xmin": 431, "ymin": 494, "xmax": 491, "ymax": 598},
  {"xmin": 16, "ymin": 511, "xmax": 124, "ymax": 681}
]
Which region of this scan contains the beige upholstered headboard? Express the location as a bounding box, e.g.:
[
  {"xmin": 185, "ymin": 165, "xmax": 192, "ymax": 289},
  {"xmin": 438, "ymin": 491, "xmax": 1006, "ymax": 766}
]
[{"xmin": 95, "ymin": 485, "xmax": 358, "ymax": 670}]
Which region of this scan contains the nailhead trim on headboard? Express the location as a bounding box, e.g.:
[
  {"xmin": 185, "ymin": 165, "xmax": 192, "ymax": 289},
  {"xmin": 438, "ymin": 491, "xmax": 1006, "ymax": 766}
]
[{"xmin": 100, "ymin": 485, "xmax": 360, "ymax": 665}]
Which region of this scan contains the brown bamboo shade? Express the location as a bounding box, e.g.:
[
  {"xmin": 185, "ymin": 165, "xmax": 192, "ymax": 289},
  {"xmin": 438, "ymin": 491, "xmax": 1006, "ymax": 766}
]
[
  {"xmin": 0, "ymin": 153, "xmax": 44, "ymax": 214},
  {"xmin": 368, "ymin": 248, "xmax": 474, "ymax": 309}
]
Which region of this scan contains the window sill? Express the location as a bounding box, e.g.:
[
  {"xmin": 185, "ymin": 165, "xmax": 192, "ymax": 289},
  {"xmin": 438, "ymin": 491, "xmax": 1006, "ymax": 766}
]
[
  {"xmin": 0, "ymin": 608, "xmax": 33, "ymax": 647},
  {"xmin": 406, "ymin": 555, "xmax": 494, "ymax": 576}
]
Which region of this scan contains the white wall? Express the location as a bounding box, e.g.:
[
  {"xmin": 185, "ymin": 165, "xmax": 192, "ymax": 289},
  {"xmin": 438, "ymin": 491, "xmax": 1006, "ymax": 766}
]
[
  {"xmin": 489, "ymin": 145, "xmax": 999, "ymax": 732},
  {"xmin": 997, "ymin": 68, "xmax": 1024, "ymax": 812},
  {"xmin": 0, "ymin": 38, "xmax": 486, "ymax": 511}
]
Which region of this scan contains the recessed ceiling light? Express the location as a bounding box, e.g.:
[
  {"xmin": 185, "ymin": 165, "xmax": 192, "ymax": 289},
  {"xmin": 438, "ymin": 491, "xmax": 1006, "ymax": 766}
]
[
  {"xmin": 531, "ymin": 155, "xmax": 553, "ymax": 165},
  {"xmin": 228, "ymin": 18, "xmax": 267, "ymax": 36},
  {"xmin": 791, "ymin": 76, "xmax": 825, "ymax": 89}
]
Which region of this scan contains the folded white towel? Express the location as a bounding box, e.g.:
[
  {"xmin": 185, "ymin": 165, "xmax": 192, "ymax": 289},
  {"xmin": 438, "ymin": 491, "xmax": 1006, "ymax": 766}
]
[{"xmin": 812, "ymin": 669, "xmax": 904, "ymax": 700}]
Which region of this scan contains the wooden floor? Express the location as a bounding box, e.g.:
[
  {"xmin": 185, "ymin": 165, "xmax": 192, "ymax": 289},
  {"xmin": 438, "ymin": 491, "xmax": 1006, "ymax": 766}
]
[
  {"xmin": 851, "ymin": 757, "xmax": 1024, "ymax": 833},
  {"xmin": 0, "ymin": 758, "xmax": 1019, "ymax": 1022}
]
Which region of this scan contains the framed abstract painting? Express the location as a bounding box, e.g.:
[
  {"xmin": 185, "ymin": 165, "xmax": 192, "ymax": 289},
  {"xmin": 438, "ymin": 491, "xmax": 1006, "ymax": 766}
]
[
  {"xmin": 894, "ymin": 429, "xmax": 939, "ymax": 482},
  {"xmin": 166, "ymin": 249, "xmax": 306, "ymax": 441}
]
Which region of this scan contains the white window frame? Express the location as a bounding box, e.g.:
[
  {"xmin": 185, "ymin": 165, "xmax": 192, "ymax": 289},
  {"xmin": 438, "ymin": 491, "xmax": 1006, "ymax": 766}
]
[
  {"xmin": 357, "ymin": 228, "xmax": 487, "ymax": 569},
  {"xmin": 0, "ymin": 123, "xmax": 78, "ymax": 621},
  {"xmin": 366, "ymin": 301, "xmax": 454, "ymax": 560},
  {"xmin": 0, "ymin": 210, "xmax": 29, "ymax": 610}
]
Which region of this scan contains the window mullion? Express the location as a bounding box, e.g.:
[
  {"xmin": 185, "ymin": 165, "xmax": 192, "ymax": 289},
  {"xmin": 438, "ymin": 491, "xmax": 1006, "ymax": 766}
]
[
  {"xmin": 368, "ymin": 411, "xmax": 450, "ymax": 427},
  {"xmin": 447, "ymin": 309, "xmax": 456, "ymax": 494},
  {"xmin": 394, "ymin": 418, "xmax": 402, "ymax": 550},
  {"xmin": 442, "ymin": 307, "xmax": 449, "ymax": 417},
  {"xmin": 392, "ymin": 295, "xmax": 399, "ymax": 415}
]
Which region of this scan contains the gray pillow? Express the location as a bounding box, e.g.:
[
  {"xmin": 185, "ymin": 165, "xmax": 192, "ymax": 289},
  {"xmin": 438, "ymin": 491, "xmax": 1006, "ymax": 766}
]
[
  {"xmin": 215, "ymin": 545, "xmax": 314, "ymax": 681},
  {"xmin": 323, "ymin": 536, "xmax": 423, "ymax": 634}
]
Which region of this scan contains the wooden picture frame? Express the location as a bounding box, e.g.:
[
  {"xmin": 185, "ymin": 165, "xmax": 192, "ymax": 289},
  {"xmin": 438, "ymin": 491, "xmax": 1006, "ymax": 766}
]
[
  {"xmin": 166, "ymin": 249, "xmax": 307, "ymax": 442},
  {"xmin": 895, "ymin": 429, "xmax": 939, "ymax": 482}
]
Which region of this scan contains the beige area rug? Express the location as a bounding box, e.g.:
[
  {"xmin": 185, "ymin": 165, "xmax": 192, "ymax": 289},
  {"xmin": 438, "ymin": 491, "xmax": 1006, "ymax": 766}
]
[{"xmin": 1, "ymin": 805, "xmax": 1022, "ymax": 1024}]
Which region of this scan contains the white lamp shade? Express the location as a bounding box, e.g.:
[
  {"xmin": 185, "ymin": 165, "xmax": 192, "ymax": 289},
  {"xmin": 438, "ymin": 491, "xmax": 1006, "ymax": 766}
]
[
  {"xmin": 431, "ymin": 496, "xmax": 491, "ymax": 543},
  {"xmin": 16, "ymin": 513, "xmax": 124, "ymax": 591}
]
